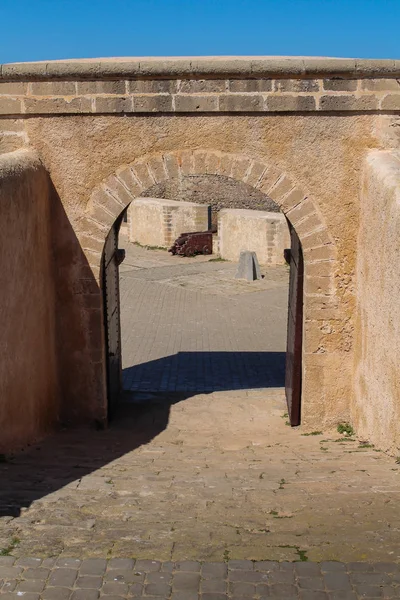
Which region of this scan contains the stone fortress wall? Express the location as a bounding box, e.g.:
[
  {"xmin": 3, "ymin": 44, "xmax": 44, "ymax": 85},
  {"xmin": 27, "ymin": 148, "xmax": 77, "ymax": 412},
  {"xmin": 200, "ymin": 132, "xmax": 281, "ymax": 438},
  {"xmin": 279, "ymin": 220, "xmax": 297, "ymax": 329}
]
[{"xmin": 0, "ymin": 57, "xmax": 399, "ymax": 451}]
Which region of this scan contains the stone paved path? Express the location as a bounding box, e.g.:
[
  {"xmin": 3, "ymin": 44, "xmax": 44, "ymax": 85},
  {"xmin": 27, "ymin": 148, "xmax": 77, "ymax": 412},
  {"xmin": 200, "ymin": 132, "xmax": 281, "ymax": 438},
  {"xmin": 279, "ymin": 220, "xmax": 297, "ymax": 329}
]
[
  {"xmin": 1, "ymin": 244, "xmax": 400, "ymax": 597},
  {"xmin": 1, "ymin": 555, "xmax": 400, "ymax": 599},
  {"xmin": 119, "ymin": 244, "xmax": 289, "ymax": 392}
]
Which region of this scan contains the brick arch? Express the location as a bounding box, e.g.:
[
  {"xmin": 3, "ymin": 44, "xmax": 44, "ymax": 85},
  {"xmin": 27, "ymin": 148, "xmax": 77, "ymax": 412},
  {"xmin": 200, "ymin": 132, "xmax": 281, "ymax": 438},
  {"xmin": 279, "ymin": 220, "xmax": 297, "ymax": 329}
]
[{"xmin": 79, "ymin": 149, "xmax": 336, "ymax": 287}]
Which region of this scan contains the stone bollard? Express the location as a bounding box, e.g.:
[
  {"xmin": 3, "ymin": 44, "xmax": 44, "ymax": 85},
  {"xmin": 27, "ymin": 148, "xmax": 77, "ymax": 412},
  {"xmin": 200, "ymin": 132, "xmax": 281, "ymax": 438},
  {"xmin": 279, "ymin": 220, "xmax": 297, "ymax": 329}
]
[{"xmin": 235, "ymin": 251, "xmax": 261, "ymax": 281}]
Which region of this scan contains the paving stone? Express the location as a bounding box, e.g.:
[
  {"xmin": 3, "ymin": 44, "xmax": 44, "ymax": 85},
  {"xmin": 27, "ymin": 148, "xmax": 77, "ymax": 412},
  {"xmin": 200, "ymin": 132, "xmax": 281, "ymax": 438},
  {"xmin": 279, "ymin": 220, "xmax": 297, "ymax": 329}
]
[
  {"xmin": 228, "ymin": 560, "xmax": 254, "ymax": 571},
  {"xmin": 353, "ymin": 585, "xmax": 384, "ymax": 597},
  {"xmin": 298, "ymin": 577, "xmax": 325, "ymax": 590},
  {"xmin": 0, "ymin": 557, "xmax": 15, "ymax": 566},
  {"xmin": 1, "ymin": 580, "xmax": 17, "ymax": 592},
  {"xmin": 105, "ymin": 569, "xmax": 144, "ymax": 583},
  {"xmin": 0, "ymin": 566, "xmax": 22, "ymax": 579},
  {"xmin": 229, "ymin": 569, "xmax": 267, "ymax": 582},
  {"xmin": 255, "ymin": 561, "xmax": 279, "ymax": 572},
  {"xmin": 372, "ymin": 562, "xmax": 400, "ymax": 573},
  {"xmin": 295, "ymin": 563, "xmax": 322, "ymax": 577},
  {"xmin": 23, "ymin": 566, "xmax": 50, "ymax": 579},
  {"xmin": 43, "ymin": 558, "xmax": 58, "ymax": 568},
  {"xmin": 134, "ymin": 559, "xmax": 161, "ymax": 572},
  {"xmin": 201, "ymin": 594, "xmax": 227, "ymax": 600},
  {"xmin": 321, "ymin": 562, "xmax": 347, "ymax": 573},
  {"xmin": 269, "ymin": 583, "xmax": 298, "ymax": 597},
  {"xmin": 56, "ymin": 558, "xmax": 82, "ymax": 568},
  {"xmin": 146, "ymin": 571, "xmax": 172, "ymax": 584},
  {"xmin": 201, "ymin": 563, "xmax": 228, "ymax": 579},
  {"xmin": 108, "ymin": 558, "xmax": 135, "ymax": 570},
  {"xmin": 79, "ymin": 558, "xmax": 107, "ymax": 575},
  {"xmin": 349, "ymin": 572, "xmax": 390, "ymax": 585},
  {"xmin": 327, "ymin": 592, "xmax": 357, "ymax": 600},
  {"xmin": 380, "ymin": 586, "xmax": 400, "ymax": 598},
  {"xmin": 173, "ymin": 571, "xmax": 201, "ymax": 590},
  {"xmin": 229, "ymin": 581, "xmax": 256, "ymax": 595},
  {"xmin": 323, "ymin": 572, "xmax": 352, "ymax": 590},
  {"xmin": 299, "ymin": 592, "xmax": 328, "ymax": 600},
  {"xmin": 347, "ymin": 562, "xmax": 375, "ymax": 572},
  {"xmin": 144, "ymin": 581, "xmax": 171, "ymax": 596},
  {"xmin": 160, "ymin": 561, "xmax": 175, "ymax": 573},
  {"xmin": 75, "ymin": 575, "xmax": 103, "ymax": 588},
  {"xmin": 15, "ymin": 557, "xmax": 43, "ymax": 567},
  {"xmin": 99, "ymin": 596, "xmax": 125, "ymax": 600},
  {"xmin": 16, "ymin": 579, "xmax": 46, "ymax": 592},
  {"xmin": 170, "ymin": 593, "xmax": 199, "ymax": 600},
  {"xmin": 128, "ymin": 582, "xmax": 144, "ymax": 595},
  {"xmin": 70, "ymin": 590, "xmax": 99, "ymax": 600},
  {"xmin": 175, "ymin": 560, "xmax": 201, "ymax": 572},
  {"xmin": 201, "ymin": 578, "xmax": 227, "ymax": 593},
  {"xmin": 268, "ymin": 569, "xmax": 296, "ymax": 583},
  {"xmin": 48, "ymin": 568, "xmax": 78, "ymax": 587},
  {"xmin": 41, "ymin": 588, "xmax": 72, "ymax": 600},
  {"xmin": 0, "ymin": 593, "xmax": 40, "ymax": 600}
]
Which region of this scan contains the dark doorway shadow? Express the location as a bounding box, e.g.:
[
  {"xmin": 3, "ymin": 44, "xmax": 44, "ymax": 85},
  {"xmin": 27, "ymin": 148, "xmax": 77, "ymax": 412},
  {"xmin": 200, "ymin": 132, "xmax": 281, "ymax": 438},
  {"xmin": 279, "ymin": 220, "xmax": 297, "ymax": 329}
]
[
  {"xmin": 122, "ymin": 351, "xmax": 286, "ymax": 393},
  {"xmin": 0, "ymin": 351, "xmax": 284, "ymax": 519}
]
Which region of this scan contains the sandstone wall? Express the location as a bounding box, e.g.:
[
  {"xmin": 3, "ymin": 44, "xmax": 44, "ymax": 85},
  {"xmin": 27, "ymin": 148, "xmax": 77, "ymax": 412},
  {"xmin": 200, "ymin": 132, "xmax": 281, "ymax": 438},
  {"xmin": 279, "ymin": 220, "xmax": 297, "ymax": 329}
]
[
  {"xmin": 129, "ymin": 197, "xmax": 210, "ymax": 248},
  {"xmin": 0, "ymin": 150, "xmax": 58, "ymax": 451},
  {"xmin": 218, "ymin": 209, "xmax": 290, "ymax": 265},
  {"xmin": 353, "ymin": 150, "xmax": 400, "ymax": 453},
  {"xmin": 142, "ymin": 175, "xmax": 279, "ymax": 229}
]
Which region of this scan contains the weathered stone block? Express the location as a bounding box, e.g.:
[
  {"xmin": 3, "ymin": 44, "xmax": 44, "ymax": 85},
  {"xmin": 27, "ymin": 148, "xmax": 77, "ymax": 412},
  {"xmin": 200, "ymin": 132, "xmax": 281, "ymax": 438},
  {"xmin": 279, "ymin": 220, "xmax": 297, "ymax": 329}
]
[
  {"xmin": 219, "ymin": 208, "xmax": 289, "ymax": 265},
  {"xmin": 174, "ymin": 95, "xmax": 218, "ymax": 112},
  {"xmin": 179, "ymin": 79, "xmax": 226, "ymax": 93},
  {"xmin": 128, "ymin": 79, "xmax": 177, "ymax": 94},
  {"xmin": 219, "ymin": 94, "xmax": 264, "ymax": 111},
  {"xmin": 381, "ymin": 94, "xmax": 400, "ymax": 110},
  {"xmin": 266, "ymin": 95, "xmax": 316, "ymax": 111},
  {"xmin": 30, "ymin": 81, "xmax": 76, "ymax": 95},
  {"xmin": 0, "ymin": 98, "xmax": 22, "ymax": 114},
  {"xmin": 229, "ymin": 79, "xmax": 272, "ymax": 92},
  {"xmin": 274, "ymin": 79, "xmax": 319, "ymax": 92},
  {"xmin": 133, "ymin": 95, "xmax": 172, "ymax": 112},
  {"xmin": 95, "ymin": 96, "xmax": 132, "ymax": 113},
  {"xmin": 361, "ymin": 78, "xmax": 400, "ymax": 91},
  {"xmin": 0, "ymin": 81, "xmax": 28, "ymax": 95},
  {"xmin": 129, "ymin": 197, "xmax": 210, "ymax": 248},
  {"xmin": 323, "ymin": 79, "xmax": 358, "ymax": 91},
  {"xmin": 319, "ymin": 94, "xmax": 378, "ymax": 110},
  {"xmin": 77, "ymin": 80, "xmax": 126, "ymax": 95},
  {"xmin": 24, "ymin": 97, "xmax": 91, "ymax": 114}
]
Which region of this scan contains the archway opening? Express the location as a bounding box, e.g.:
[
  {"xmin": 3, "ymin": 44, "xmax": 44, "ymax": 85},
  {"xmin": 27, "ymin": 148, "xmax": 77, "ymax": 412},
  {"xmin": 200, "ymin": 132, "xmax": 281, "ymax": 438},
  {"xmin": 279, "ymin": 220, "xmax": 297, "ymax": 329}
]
[{"xmin": 101, "ymin": 172, "xmax": 303, "ymax": 427}]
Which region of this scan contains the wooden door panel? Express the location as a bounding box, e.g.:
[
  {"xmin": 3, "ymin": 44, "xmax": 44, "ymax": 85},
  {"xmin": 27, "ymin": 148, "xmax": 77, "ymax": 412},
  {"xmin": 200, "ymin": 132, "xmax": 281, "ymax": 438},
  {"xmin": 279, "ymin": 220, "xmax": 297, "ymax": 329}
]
[{"xmin": 285, "ymin": 224, "xmax": 304, "ymax": 426}]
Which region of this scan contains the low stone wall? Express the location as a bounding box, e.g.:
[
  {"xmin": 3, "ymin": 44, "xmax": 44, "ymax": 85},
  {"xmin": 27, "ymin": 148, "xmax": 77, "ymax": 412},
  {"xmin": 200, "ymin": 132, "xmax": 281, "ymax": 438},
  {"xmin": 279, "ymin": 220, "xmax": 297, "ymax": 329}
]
[
  {"xmin": 353, "ymin": 150, "xmax": 400, "ymax": 454},
  {"xmin": 0, "ymin": 150, "xmax": 58, "ymax": 451},
  {"xmin": 128, "ymin": 197, "xmax": 210, "ymax": 248},
  {"xmin": 218, "ymin": 208, "xmax": 290, "ymax": 265}
]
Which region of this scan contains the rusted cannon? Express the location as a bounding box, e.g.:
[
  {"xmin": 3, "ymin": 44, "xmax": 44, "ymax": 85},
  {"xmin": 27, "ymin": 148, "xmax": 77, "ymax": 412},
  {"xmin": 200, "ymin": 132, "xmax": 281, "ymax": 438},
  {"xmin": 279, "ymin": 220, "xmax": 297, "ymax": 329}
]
[{"xmin": 169, "ymin": 231, "xmax": 213, "ymax": 257}]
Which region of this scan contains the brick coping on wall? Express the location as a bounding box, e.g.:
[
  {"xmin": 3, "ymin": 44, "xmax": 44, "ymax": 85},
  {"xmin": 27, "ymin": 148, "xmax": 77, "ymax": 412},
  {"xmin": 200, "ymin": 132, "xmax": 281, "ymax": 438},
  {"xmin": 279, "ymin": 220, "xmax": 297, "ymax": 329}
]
[
  {"xmin": 1, "ymin": 56, "xmax": 400, "ymax": 79},
  {"xmin": 0, "ymin": 57, "xmax": 399, "ymax": 116}
]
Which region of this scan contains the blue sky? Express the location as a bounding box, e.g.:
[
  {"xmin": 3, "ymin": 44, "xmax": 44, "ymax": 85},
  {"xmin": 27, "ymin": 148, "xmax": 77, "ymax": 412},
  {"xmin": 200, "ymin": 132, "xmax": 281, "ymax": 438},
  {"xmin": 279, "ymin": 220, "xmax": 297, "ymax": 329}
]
[{"xmin": 0, "ymin": 0, "xmax": 398, "ymax": 64}]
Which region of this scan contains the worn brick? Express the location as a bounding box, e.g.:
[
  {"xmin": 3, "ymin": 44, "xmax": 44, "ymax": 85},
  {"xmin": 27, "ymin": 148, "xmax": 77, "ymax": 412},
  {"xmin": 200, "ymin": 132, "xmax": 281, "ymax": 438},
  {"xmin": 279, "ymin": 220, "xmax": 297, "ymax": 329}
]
[
  {"xmin": 267, "ymin": 95, "xmax": 316, "ymax": 111},
  {"xmin": 0, "ymin": 81, "xmax": 28, "ymax": 95},
  {"xmin": 323, "ymin": 79, "xmax": 358, "ymax": 91},
  {"xmin": 229, "ymin": 78, "xmax": 272, "ymax": 92},
  {"xmin": 219, "ymin": 94, "xmax": 264, "ymax": 111},
  {"xmin": 77, "ymin": 81, "xmax": 126, "ymax": 95},
  {"xmin": 381, "ymin": 94, "xmax": 400, "ymax": 110},
  {"xmin": 174, "ymin": 95, "xmax": 218, "ymax": 111},
  {"xmin": 0, "ymin": 98, "xmax": 23, "ymax": 114},
  {"xmin": 361, "ymin": 78, "xmax": 400, "ymax": 91},
  {"xmin": 275, "ymin": 79, "xmax": 319, "ymax": 92},
  {"xmin": 95, "ymin": 97, "xmax": 131, "ymax": 113},
  {"xmin": 24, "ymin": 97, "xmax": 91, "ymax": 114},
  {"xmin": 133, "ymin": 95, "xmax": 172, "ymax": 112},
  {"xmin": 319, "ymin": 95, "xmax": 378, "ymax": 110},
  {"xmin": 180, "ymin": 79, "xmax": 226, "ymax": 93},
  {"xmin": 128, "ymin": 79, "xmax": 177, "ymax": 94},
  {"xmin": 30, "ymin": 81, "xmax": 76, "ymax": 95}
]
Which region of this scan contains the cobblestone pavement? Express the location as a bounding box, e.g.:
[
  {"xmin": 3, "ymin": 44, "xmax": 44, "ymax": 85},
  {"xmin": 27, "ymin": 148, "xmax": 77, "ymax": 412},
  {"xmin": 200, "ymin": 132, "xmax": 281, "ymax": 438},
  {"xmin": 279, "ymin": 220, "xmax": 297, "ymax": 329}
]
[
  {"xmin": 2, "ymin": 555, "xmax": 400, "ymax": 599},
  {"xmin": 1, "ymin": 244, "xmax": 400, "ymax": 597},
  {"xmin": 119, "ymin": 244, "xmax": 289, "ymax": 392}
]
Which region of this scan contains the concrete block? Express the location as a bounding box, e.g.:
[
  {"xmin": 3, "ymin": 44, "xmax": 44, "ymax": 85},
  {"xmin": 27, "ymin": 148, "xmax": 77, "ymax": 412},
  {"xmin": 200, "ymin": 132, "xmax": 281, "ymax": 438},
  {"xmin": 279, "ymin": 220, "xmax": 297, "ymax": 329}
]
[
  {"xmin": 129, "ymin": 197, "xmax": 210, "ymax": 248},
  {"xmin": 235, "ymin": 251, "xmax": 261, "ymax": 281},
  {"xmin": 218, "ymin": 208, "xmax": 290, "ymax": 266}
]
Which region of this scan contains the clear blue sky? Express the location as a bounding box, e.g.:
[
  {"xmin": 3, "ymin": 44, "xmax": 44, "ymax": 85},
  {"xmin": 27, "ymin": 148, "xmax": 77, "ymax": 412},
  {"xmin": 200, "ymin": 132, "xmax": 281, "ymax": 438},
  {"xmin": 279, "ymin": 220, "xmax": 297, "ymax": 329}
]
[{"xmin": 0, "ymin": 0, "xmax": 398, "ymax": 64}]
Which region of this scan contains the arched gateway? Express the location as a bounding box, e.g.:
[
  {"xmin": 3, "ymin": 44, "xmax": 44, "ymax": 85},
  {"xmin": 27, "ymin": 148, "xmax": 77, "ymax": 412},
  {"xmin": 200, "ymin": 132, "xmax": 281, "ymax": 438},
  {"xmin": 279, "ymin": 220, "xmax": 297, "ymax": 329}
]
[{"xmin": 1, "ymin": 56, "xmax": 399, "ymax": 450}]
